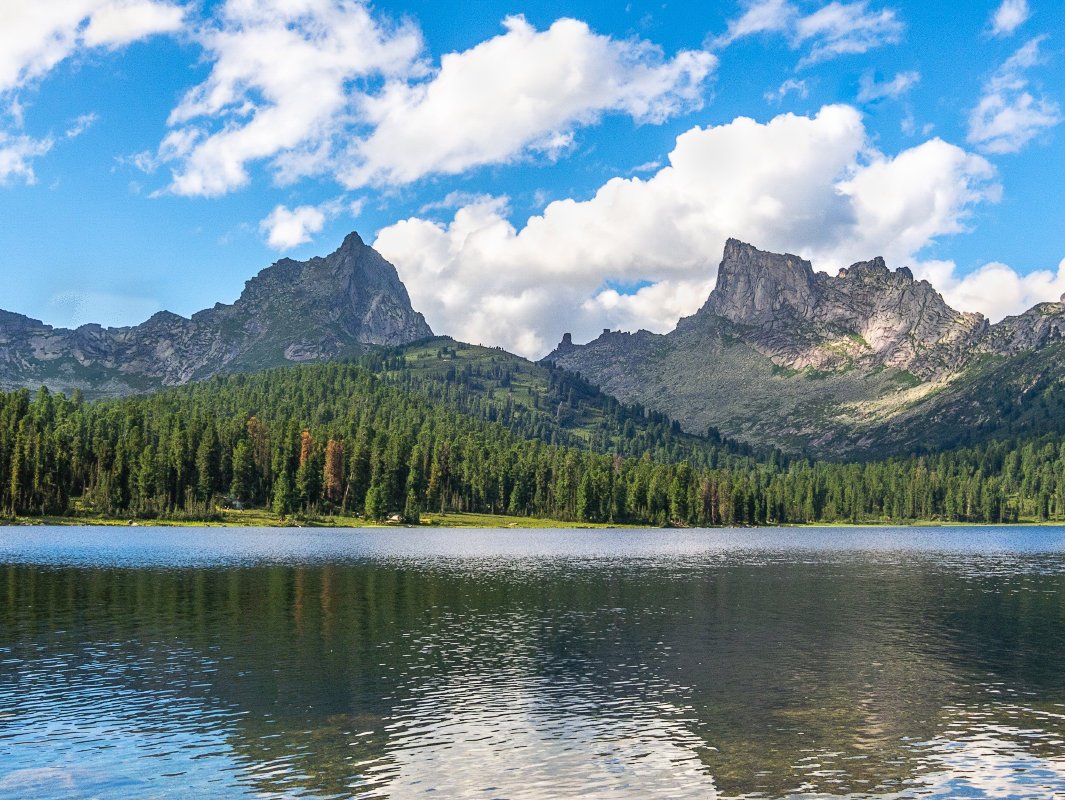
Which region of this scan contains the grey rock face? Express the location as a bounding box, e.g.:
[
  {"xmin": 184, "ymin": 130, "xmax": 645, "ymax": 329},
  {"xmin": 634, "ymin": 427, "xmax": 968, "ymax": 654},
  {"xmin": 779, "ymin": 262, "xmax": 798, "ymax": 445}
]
[
  {"xmin": 0, "ymin": 232, "xmax": 432, "ymax": 397},
  {"xmin": 695, "ymin": 239, "xmax": 988, "ymax": 380},
  {"xmin": 981, "ymin": 301, "xmax": 1065, "ymax": 354},
  {"xmin": 544, "ymin": 238, "xmax": 1065, "ymax": 456}
]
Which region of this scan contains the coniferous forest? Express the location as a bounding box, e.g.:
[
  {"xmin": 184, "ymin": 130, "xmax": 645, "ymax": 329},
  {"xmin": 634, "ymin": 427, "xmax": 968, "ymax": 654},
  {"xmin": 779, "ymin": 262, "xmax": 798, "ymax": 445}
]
[{"xmin": 3, "ymin": 352, "xmax": 1065, "ymax": 526}]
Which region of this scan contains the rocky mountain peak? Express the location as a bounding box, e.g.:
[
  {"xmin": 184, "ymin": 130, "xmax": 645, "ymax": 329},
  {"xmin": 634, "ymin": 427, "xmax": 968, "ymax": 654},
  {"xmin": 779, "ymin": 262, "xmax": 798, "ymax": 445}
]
[
  {"xmin": 339, "ymin": 229, "xmax": 366, "ymax": 251},
  {"xmin": 0, "ymin": 232, "xmax": 432, "ymax": 397},
  {"xmin": 702, "ymin": 239, "xmax": 816, "ymax": 325},
  {"xmin": 688, "ymin": 239, "xmax": 988, "ymax": 379},
  {"xmin": 543, "ymin": 236, "xmax": 1065, "ymax": 458}
]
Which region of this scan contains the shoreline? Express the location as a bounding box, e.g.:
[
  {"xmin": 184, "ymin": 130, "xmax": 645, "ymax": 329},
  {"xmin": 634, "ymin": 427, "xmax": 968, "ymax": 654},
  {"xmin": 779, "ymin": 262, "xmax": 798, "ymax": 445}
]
[
  {"xmin": 3, "ymin": 511, "xmax": 1065, "ymax": 529},
  {"xmin": 2, "ymin": 510, "xmax": 636, "ymax": 530}
]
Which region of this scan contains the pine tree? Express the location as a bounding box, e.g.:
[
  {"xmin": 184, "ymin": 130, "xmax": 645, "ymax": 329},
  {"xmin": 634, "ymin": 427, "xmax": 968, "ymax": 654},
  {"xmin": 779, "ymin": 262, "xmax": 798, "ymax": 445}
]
[{"xmin": 272, "ymin": 471, "xmax": 294, "ymax": 517}]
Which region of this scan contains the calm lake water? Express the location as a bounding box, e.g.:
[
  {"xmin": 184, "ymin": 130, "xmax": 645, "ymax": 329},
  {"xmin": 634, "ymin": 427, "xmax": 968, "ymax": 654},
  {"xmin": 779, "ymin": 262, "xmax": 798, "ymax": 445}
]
[{"xmin": 2, "ymin": 526, "xmax": 1065, "ymax": 799}]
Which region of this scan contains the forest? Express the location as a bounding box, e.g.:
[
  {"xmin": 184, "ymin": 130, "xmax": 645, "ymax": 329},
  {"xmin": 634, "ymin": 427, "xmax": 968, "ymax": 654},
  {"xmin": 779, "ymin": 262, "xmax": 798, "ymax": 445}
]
[{"xmin": 2, "ymin": 359, "xmax": 1065, "ymax": 525}]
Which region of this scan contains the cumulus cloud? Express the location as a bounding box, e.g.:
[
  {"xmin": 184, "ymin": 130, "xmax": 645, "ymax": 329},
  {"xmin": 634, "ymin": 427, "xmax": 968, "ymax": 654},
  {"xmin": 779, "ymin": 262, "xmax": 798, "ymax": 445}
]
[
  {"xmin": 373, "ymin": 105, "xmax": 998, "ymax": 358},
  {"xmin": 154, "ymin": 6, "xmax": 714, "ymax": 196},
  {"xmin": 857, "ymin": 70, "xmax": 919, "ymax": 102},
  {"xmin": 0, "ymin": 0, "xmax": 185, "ymax": 93},
  {"xmin": 342, "ymin": 16, "xmax": 715, "ymax": 188},
  {"xmin": 715, "ymin": 0, "xmax": 903, "ymax": 66},
  {"xmin": 260, "ymin": 204, "xmax": 328, "ymax": 250},
  {"xmin": 582, "ymin": 278, "xmax": 717, "ymax": 335},
  {"xmin": 989, "ymin": 0, "xmax": 1030, "ymax": 37},
  {"xmin": 915, "ymin": 257, "xmax": 1065, "ymax": 323},
  {"xmin": 259, "ymin": 197, "xmax": 355, "ymax": 250},
  {"xmin": 157, "ymin": 0, "xmax": 423, "ymax": 197},
  {"xmin": 968, "ymin": 36, "xmax": 1062, "ymax": 154}
]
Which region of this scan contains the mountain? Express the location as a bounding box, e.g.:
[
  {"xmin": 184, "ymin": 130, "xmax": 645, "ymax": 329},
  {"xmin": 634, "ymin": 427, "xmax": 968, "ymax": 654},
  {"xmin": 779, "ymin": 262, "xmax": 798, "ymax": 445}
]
[
  {"xmin": 544, "ymin": 239, "xmax": 1065, "ymax": 458},
  {"xmin": 8, "ymin": 356, "xmax": 1065, "ymax": 525},
  {"xmin": 359, "ymin": 337, "xmax": 765, "ymax": 467},
  {"xmin": 0, "ymin": 232, "xmax": 432, "ymax": 397}
]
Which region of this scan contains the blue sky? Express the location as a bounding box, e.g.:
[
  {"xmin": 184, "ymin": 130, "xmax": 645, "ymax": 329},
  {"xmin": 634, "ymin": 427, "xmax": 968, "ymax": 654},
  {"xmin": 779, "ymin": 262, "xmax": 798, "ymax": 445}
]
[{"xmin": 0, "ymin": 0, "xmax": 1062, "ymax": 357}]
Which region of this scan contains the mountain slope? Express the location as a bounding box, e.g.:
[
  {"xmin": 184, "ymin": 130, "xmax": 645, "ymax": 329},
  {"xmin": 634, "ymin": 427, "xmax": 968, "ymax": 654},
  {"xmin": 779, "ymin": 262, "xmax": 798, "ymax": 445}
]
[
  {"xmin": 545, "ymin": 239, "xmax": 1065, "ymax": 458},
  {"xmin": 5, "ymin": 360, "xmax": 1065, "ymax": 525},
  {"xmin": 0, "ymin": 232, "xmax": 432, "ymax": 398},
  {"xmin": 360, "ymin": 337, "xmax": 767, "ymax": 467}
]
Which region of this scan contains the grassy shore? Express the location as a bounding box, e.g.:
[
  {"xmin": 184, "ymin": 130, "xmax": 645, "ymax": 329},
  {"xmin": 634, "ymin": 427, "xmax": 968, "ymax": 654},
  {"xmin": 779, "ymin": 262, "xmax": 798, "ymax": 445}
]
[
  {"xmin": 4, "ymin": 509, "xmax": 637, "ymax": 529},
  {"xmin": 4, "ymin": 510, "xmax": 1064, "ymax": 528}
]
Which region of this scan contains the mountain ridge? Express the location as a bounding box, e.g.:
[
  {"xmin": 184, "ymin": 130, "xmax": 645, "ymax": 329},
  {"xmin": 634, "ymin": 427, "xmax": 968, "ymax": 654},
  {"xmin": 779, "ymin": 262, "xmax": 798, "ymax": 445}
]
[
  {"xmin": 544, "ymin": 239, "xmax": 1065, "ymax": 457},
  {"xmin": 0, "ymin": 231, "xmax": 432, "ymax": 397},
  {"xmin": 5, "ymin": 232, "xmax": 1065, "ymax": 459}
]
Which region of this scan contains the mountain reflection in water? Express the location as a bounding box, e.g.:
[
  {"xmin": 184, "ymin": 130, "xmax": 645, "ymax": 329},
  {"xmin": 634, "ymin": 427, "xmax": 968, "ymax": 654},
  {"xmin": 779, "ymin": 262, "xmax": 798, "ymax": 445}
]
[{"xmin": 2, "ymin": 526, "xmax": 1065, "ymax": 799}]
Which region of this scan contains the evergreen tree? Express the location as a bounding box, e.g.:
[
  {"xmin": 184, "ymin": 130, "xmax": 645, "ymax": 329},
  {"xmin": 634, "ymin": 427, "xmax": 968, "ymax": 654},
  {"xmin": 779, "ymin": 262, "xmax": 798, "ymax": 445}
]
[{"xmin": 272, "ymin": 471, "xmax": 294, "ymax": 517}]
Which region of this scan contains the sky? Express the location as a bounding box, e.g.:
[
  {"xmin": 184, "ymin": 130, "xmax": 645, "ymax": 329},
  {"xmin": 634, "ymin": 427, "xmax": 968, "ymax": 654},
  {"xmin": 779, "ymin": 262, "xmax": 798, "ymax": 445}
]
[{"xmin": 0, "ymin": 0, "xmax": 1063, "ymax": 359}]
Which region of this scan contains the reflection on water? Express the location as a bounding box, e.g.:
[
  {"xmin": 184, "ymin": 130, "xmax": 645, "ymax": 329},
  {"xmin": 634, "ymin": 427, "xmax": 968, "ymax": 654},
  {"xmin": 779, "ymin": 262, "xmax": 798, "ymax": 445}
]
[{"xmin": 1, "ymin": 526, "xmax": 1065, "ymax": 798}]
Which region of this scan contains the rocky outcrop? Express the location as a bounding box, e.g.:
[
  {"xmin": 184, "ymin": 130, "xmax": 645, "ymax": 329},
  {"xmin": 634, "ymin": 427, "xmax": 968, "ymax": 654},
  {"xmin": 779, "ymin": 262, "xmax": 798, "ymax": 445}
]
[
  {"xmin": 981, "ymin": 301, "xmax": 1065, "ymax": 355},
  {"xmin": 691, "ymin": 239, "xmax": 988, "ymax": 379},
  {"xmin": 543, "ymin": 238, "xmax": 1065, "ymax": 457},
  {"xmin": 0, "ymin": 232, "xmax": 432, "ymax": 397}
]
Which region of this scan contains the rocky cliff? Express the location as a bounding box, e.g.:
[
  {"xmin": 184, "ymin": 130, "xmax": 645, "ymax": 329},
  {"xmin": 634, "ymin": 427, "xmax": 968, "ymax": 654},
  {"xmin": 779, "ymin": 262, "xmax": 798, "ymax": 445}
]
[
  {"xmin": 0, "ymin": 232, "xmax": 432, "ymax": 397},
  {"xmin": 692, "ymin": 239, "xmax": 989, "ymax": 379},
  {"xmin": 545, "ymin": 239, "xmax": 1065, "ymax": 456}
]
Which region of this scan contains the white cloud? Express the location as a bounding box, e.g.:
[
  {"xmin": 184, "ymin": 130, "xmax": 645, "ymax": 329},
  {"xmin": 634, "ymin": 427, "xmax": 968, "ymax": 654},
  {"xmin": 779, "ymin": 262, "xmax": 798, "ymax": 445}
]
[
  {"xmin": 81, "ymin": 0, "xmax": 186, "ymax": 47},
  {"xmin": 374, "ymin": 105, "xmax": 998, "ymax": 358},
  {"xmin": 0, "ymin": 0, "xmax": 185, "ymax": 93},
  {"xmin": 64, "ymin": 113, "xmax": 98, "ymax": 139},
  {"xmin": 915, "ymin": 257, "xmax": 1065, "ymax": 323},
  {"xmin": 715, "ymin": 1, "xmax": 904, "ymax": 66},
  {"xmin": 260, "ymin": 205, "xmax": 327, "ymax": 250},
  {"xmin": 0, "ymin": 131, "xmax": 53, "ymax": 185},
  {"xmin": 0, "ymin": 1, "xmax": 183, "ymax": 187},
  {"xmin": 989, "ymin": 0, "xmax": 1030, "ymax": 37},
  {"xmin": 968, "ymin": 36, "xmax": 1062, "ymax": 154},
  {"xmin": 765, "ymin": 78, "xmax": 808, "ymax": 103},
  {"xmin": 795, "ymin": 1, "xmax": 904, "ymax": 66},
  {"xmin": 714, "ymin": 0, "xmax": 796, "ymax": 47},
  {"xmin": 627, "ymin": 160, "xmax": 662, "ymax": 175},
  {"xmin": 158, "ymin": 0, "xmax": 423, "ymax": 197},
  {"xmin": 857, "ymin": 70, "xmax": 919, "ymax": 102},
  {"xmin": 583, "ymin": 278, "xmax": 717, "ymax": 334},
  {"xmin": 342, "ymin": 16, "xmax": 715, "ymax": 188},
  {"xmin": 260, "ymin": 199, "xmax": 351, "ymax": 250},
  {"xmin": 155, "ymin": 7, "xmax": 713, "ymax": 196},
  {"xmin": 836, "ymin": 137, "xmax": 998, "ymax": 259}
]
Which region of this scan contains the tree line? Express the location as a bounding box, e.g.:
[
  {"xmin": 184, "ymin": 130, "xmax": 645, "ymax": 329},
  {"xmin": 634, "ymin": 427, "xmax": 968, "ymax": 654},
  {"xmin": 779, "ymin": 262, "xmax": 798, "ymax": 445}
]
[{"xmin": 2, "ymin": 362, "xmax": 1064, "ymax": 525}]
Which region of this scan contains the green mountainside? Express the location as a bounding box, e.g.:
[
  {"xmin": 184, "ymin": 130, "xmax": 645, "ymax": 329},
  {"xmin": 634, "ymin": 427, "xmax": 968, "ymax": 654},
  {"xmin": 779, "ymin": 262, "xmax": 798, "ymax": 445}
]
[
  {"xmin": 2, "ymin": 361, "xmax": 1064, "ymax": 526},
  {"xmin": 3, "ymin": 232, "xmax": 1065, "ymax": 527},
  {"xmin": 358, "ymin": 338, "xmax": 764, "ymax": 466},
  {"xmin": 5, "ymin": 231, "xmax": 1065, "ymax": 465}
]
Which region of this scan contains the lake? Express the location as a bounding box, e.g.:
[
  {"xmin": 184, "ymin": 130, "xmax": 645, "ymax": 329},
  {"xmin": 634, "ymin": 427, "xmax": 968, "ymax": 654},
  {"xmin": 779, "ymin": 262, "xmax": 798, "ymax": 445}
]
[{"xmin": 2, "ymin": 526, "xmax": 1065, "ymax": 799}]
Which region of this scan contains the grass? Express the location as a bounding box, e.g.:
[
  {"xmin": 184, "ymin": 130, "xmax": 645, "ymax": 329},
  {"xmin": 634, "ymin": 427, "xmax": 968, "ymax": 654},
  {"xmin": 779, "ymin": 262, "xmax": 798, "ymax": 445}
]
[
  {"xmin": 7, "ymin": 509, "xmax": 1063, "ymax": 529},
  {"xmin": 6, "ymin": 508, "xmax": 638, "ymax": 529}
]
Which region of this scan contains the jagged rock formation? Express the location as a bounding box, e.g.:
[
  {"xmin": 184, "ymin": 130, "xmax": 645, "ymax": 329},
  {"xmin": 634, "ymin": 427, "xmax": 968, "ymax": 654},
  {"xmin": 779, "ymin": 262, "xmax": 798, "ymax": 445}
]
[
  {"xmin": 698, "ymin": 239, "xmax": 989, "ymax": 379},
  {"xmin": 0, "ymin": 232, "xmax": 432, "ymax": 397},
  {"xmin": 980, "ymin": 301, "xmax": 1065, "ymax": 354},
  {"xmin": 545, "ymin": 239, "xmax": 1065, "ymax": 457}
]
